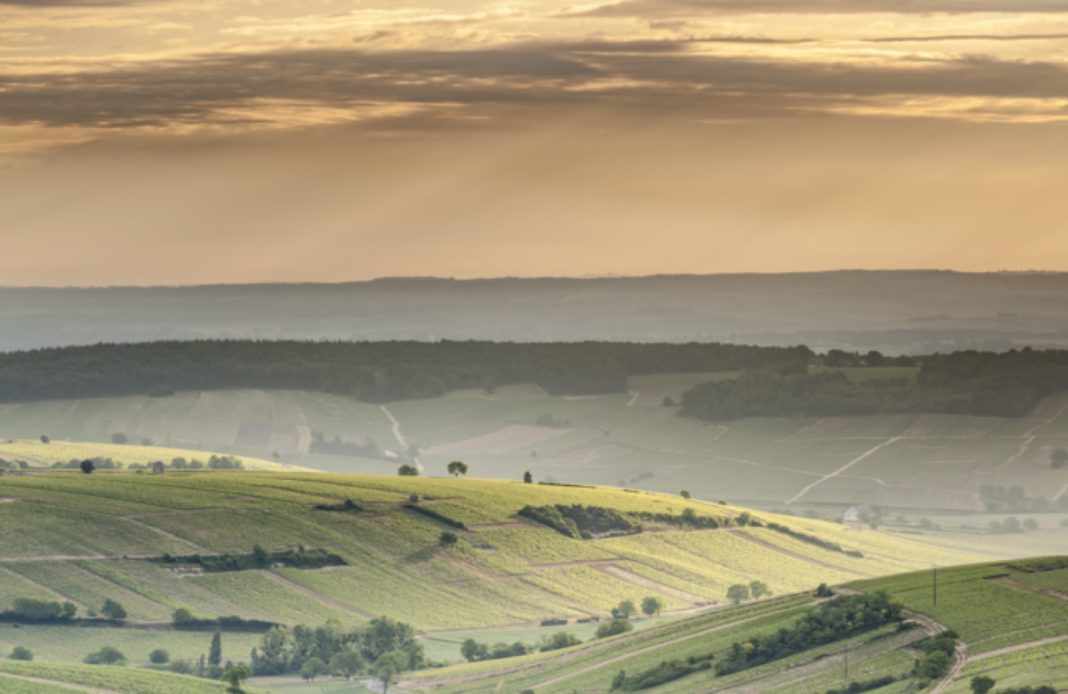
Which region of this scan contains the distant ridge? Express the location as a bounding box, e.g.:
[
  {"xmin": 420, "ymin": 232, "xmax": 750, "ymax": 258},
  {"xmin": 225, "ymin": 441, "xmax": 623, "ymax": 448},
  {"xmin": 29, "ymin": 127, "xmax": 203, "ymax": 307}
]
[{"xmin": 4, "ymin": 270, "xmax": 1068, "ymax": 353}]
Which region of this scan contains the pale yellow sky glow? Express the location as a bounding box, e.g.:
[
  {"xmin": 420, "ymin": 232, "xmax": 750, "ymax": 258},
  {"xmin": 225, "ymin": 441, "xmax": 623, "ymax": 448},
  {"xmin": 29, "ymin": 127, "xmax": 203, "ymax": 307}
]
[{"xmin": 2, "ymin": 0, "xmax": 1068, "ymax": 284}]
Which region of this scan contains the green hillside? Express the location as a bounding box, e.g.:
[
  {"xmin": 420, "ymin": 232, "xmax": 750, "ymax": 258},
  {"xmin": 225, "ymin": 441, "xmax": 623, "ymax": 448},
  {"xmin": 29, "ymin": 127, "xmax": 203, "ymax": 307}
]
[
  {"xmin": 0, "ymin": 471, "xmax": 988, "ymax": 667},
  {"xmin": 398, "ymin": 557, "xmax": 1068, "ymax": 693},
  {"xmin": 5, "ymin": 379, "xmax": 1068, "ymax": 518}
]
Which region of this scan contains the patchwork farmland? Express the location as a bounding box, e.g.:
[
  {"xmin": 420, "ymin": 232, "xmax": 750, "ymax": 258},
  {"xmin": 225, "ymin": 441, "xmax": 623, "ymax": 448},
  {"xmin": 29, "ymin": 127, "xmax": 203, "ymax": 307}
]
[{"xmin": 4, "ymin": 370, "xmax": 1068, "ymax": 513}]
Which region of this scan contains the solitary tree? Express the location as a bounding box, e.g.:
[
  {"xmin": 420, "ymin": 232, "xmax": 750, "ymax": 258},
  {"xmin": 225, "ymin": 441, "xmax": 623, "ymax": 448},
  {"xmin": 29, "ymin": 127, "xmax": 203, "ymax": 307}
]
[
  {"xmin": 641, "ymin": 596, "xmax": 663, "ymax": 617},
  {"xmin": 39, "ymin": 435, "xmax": 49, "ymax": 444},
  {"xmin": 727, "ymin": 584, "xmax": 750, "ymax": 605},
  {"xmin": 680, "ymin": 490, "xmax": 691, "ymax": 499},
  {"xmin": 970, "ymin": 676, "xmax": 996, "ymax": 694},
  {"xmin": 101, "ymin": 599, "xmax": 127, "ymax": 621},
  {"xmin": 80, "ymin": 459, "xmax": 95, "ymax": 475},
  {"xmin": 439, "ymin": 531, "xmax": 458, "ymax": 547},
  {"xmin": 149, "ymin": 649, "xmax": 169, "ymax": 665},
  {"xmin": 398, "ymin": 464, "xmax": 419, "ymax": 477},
  {"xmin": 523, "ymin": 471, "xmax": 533, "ymax": 484},
  {"xmin": 447, "ymin": 461, "xmax": 468, "ymax": 477},
  {"xmin": 208, "ymin": 631, "xmax": 223, "ymax": 668},
  {"xmin": 172, "ymin": 608, "xmax": 194, "ymax": 624},
  {"xmin": 8, "ymin": 646, "xmax": 33, "ymax": 661},
  {"xmin": 749, "ymin": 581, "xmax": 772, "ymax": 600},
  {"xmin": 221, "ymin": 663, "xmax": 251, "ymax": 694}
]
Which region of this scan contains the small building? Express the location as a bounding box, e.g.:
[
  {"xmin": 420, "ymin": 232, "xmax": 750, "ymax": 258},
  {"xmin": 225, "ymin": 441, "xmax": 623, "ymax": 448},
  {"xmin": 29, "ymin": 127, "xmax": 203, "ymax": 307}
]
[
  {"xmin": 842, "ymin": 506, "xmax": 862, "ymax": 523},
  {"xmin": 150, "ymin": 461, "xmax": 165, "ymax": 475}
]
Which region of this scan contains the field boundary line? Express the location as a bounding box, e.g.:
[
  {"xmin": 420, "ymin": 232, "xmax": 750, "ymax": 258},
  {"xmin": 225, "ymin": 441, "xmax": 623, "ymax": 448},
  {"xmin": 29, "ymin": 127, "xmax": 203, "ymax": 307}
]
[
  {"xmin": 971, "ymin": 634, "xmax": 1068, "ymax": 662},
  {"xmin": 381, "ymin": 405, "xmax": 423, "ymax": 472},
  {"xmin": 785, "ymin": 437, "xmax": 901, "ymax": 504}
]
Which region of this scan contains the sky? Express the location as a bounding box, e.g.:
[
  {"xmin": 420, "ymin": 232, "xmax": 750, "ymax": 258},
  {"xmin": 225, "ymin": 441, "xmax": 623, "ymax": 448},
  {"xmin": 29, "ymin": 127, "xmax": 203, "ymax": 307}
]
[{"xmin": 2, "ymin": 0, "xmax": 1068, "ymax": 285}]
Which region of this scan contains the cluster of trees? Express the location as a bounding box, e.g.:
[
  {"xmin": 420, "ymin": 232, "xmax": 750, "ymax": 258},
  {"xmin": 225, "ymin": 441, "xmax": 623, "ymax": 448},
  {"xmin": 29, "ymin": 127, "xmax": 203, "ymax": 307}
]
[
  {"xmin": 153, "ymin": 545, "xmax": 345, "ymax": 573},
  {"xmin": 460, "ymin": 640, "xmax": 530, "ymax": 662},
  {"xmin": 764, "ymin": 522, "xmax": 864, "ymax": 558},
  {"xmin": 820, "ymin": 350, "xmax": 916, "ymax": 368},
  {"xmin": 2, "ymin": 597, "xmax": 78, "ymax": 622},
  {"xmin": 980, "ymin": 485, "xmax": 1067, "ymax": 513},
  {"xmin": 0, "ymin": 597, "xmax": 127, "ymax": 624},
  {"xmin": 629, "ymin": 507, "xmax": 732, "ymax": 529},
  {"xmin": 170, "ymin": 608, "xmax": 275, "ymax": 632},
  {"xmin": 715, "ymin": 592, "xmax": 901, "ymax": 676},
  {"xmin": 0, "ymin": 458, "xmax": 29, "ymax": 470},
  {"xmin": 987, "ymin": 517, "xmax": 1041, "ymax": 534},
  {"xmin": 610, "ymin": 653, "xmax": 715, "ymax": 691},
  {"xmin": 825, "ymin": 674, "xmax": 897, "ymax": 694},
  {"xmin": 249, "ymin": 616, "xmax": 425, "ymax": 692},
  {"xmin": 682, "ymin": 348, "xmax": 1068, "ymax": 420},
  {"xmin": 726, "ymin": 581, "xmax": 772, "ymax": 605},
  {"xmin": 0, "ymin": 340, "xmax": 808, "ymax": 404},
  {"xmin": 310, "ymin": 432, "xmax": 386, "ymax": 459},
  {"xmin": 518, "ymin": 504, "xmax": 643, "ymax": 540},
  {"xmin": 914, "ymin": 631, "xmax": 958, "ymax": 681},
  {"xmin": 51, "ymin": 455, "xmax": 244, "ymax": 472}
]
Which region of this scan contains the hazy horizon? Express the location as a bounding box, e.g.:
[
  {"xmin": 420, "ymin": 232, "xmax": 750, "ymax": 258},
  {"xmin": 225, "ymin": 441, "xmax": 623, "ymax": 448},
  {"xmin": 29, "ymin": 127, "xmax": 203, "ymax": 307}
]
[{"xmin": 1, "ymin": 267, "xmax": 1066, "ymax": 290}]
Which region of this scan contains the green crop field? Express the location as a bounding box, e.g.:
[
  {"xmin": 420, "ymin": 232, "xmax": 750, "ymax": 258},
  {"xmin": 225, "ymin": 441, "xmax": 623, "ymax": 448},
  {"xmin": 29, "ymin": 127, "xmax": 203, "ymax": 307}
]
[{"xmin": 4, "ymin": 375, "xmax": 1068, "ymax": 520}]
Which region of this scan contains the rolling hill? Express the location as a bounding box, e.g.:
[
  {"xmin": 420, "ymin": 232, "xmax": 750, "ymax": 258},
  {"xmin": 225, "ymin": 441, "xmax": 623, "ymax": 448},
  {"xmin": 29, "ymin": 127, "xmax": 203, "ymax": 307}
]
[
  {"xmin": 399, "ymin": 557, "xmax": 1068, "ymax": 693},
  {"xmin": 0, "ymin": 470, "xmax": 989, "ymax": 670}
]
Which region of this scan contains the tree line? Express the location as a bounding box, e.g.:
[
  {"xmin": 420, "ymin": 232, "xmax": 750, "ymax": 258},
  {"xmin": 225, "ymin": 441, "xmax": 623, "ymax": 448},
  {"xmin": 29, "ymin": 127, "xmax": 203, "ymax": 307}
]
[
  {"xmin": 681, "ymin": 348, "xmax": 1068, "ymax": 420},
  {"xmin": 0, "ymin": 340, "xmax": 809, "ymax": 403}
]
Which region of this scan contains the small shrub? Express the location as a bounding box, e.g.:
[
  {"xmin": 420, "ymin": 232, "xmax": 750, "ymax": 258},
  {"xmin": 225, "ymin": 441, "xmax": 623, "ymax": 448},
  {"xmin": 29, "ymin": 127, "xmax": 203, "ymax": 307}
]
[{"xmin": 85, "ymin": 646, "xmax": 126, "ymax": 665}]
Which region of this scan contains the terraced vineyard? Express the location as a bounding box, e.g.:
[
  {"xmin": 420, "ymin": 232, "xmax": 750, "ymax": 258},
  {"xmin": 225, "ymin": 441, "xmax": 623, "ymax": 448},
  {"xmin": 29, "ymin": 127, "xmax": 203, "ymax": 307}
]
[
  {"xmin": 4, "ymin": 373, "xmax": 1068, "ymax": 515},
  {"xmin": 0, "ymin": 471, "xmax": 988, "ymax": 667}
]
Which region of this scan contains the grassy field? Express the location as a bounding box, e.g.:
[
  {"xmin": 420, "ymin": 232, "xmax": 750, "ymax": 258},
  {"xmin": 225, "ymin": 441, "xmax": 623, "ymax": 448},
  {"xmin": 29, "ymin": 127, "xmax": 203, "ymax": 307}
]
[
  {"xmin": 3, "ymin": 373, "xmax": 1068, "ymax": 518},
  {"xmin": 0, "ymin": 471, "xmax": 991, "ymax": 666}
]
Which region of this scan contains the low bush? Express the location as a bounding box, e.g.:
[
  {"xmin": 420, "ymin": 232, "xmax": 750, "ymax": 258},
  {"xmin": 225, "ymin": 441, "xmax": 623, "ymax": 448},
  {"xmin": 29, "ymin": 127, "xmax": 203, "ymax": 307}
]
[{"xmin": 611, "ymin": 654, "xmax": 714, "ymax": 690}]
